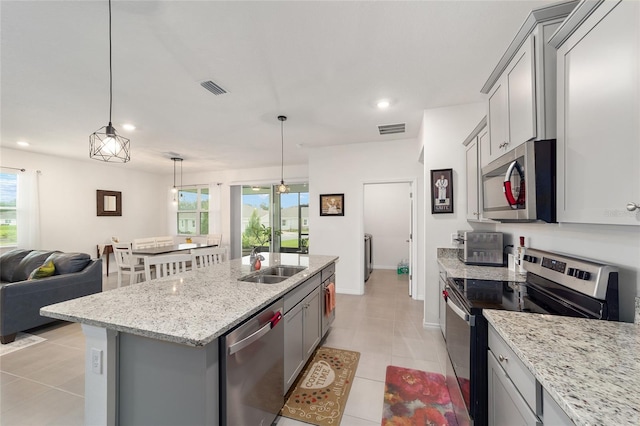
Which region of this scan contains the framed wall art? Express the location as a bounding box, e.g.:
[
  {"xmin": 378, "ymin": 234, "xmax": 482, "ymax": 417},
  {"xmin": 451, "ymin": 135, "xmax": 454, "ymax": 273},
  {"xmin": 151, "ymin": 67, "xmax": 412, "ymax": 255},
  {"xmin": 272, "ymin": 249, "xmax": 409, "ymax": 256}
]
[
  {"xmin": 430, "ymin": 169, "xmax": 454, "ymax": 214},
  {"xmin": 319, "ymin": 193, "xmax": 344, "ymax": 216},
  {"xmin": 97, "ymin": 190, "xmax": 122, "ymax": 216}
]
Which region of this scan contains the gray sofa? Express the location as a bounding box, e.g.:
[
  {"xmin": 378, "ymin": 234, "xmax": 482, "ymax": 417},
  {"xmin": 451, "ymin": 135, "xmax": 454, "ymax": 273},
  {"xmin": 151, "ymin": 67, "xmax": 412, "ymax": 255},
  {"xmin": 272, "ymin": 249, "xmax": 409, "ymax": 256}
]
[{"xmin": 0, "ymin": 249, "xmax": 102, "ymax": 344}]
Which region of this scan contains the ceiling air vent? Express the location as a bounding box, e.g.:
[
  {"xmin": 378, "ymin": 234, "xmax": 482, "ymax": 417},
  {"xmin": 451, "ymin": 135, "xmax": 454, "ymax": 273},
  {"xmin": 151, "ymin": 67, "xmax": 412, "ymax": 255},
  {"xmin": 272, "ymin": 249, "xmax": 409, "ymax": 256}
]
[
  {"xmin": 200, "ymin": 80, "xmax": 227, "ymax": 96},
  {"xmin": 378, "ymin": 123, "xmax": 405, "ymax": 135}
]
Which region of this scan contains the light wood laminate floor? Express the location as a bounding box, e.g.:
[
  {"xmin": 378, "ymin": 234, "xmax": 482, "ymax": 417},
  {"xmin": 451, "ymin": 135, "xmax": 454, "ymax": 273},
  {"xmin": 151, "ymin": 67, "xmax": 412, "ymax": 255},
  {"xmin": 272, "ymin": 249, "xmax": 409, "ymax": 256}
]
[{"xmin": 0, "ymin": 270, "xmax": 447, "ymax": 425}]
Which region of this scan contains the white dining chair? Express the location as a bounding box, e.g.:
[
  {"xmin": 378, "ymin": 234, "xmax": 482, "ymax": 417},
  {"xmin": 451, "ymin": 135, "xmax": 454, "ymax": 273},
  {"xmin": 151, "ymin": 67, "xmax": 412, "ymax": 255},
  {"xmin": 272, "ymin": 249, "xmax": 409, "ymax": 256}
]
[
  {"xmin": 144, "ymin": 253, "xmax": 192, "ymax": 282},
  {"xmin": 191, "ymin": 247, "xmax": 227, "ymax": 268},
  {"xmin": 155, "ymin": 236, "xmax": 175, "ymax": 247},
  {"xmin": 113, "ymin": 243, "xmax": 146, "ymax": 287},
  {"xmin": 133, "ymin": 237, "xmax": 157, "ymax": 249},
  {"xmin": 207, "ymin": 234, "xmax": 222, "ymax": 246}
]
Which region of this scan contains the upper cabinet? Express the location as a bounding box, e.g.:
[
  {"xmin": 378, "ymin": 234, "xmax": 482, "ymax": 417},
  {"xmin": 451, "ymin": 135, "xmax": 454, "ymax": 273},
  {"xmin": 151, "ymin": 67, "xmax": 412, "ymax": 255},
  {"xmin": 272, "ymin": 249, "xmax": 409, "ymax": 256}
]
[
  {"xmin": 480, "ymin": 1, "xmax": 578, "ymax": 167},
  {"xmin": 550, "ymin": 0, "xmax": 639, "ymax": 225},
  {"xmin": 464, "ymin": 117, "xmax": 487, "ymax": 222}
]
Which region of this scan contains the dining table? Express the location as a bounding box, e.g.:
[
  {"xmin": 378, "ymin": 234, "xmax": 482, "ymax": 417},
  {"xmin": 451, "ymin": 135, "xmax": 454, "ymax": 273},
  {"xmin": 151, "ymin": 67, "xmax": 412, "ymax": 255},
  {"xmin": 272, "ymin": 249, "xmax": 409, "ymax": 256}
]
[{"xmin": 131, "ymin": 242, "xmax": 217, "ymax": 257}]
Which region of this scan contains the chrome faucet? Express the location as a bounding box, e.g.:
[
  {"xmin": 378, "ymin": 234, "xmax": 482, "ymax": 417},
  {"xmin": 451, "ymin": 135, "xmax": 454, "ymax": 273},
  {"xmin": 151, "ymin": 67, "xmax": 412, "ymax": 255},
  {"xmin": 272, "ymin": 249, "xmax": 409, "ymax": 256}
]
[{"xmin": 249, "ymin": 247, "xmax": 265, "ymax": 270}]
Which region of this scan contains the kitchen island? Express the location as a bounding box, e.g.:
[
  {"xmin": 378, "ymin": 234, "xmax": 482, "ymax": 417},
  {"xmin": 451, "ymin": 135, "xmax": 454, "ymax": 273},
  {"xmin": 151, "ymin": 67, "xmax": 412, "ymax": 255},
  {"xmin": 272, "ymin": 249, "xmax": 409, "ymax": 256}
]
[
  {"xmin": 484, "ymin": 310, "xmax": 640, "ymax": 426},
  {"xmin": 41, "ymin": 253, "xmax": 338, "ymax": 426}
]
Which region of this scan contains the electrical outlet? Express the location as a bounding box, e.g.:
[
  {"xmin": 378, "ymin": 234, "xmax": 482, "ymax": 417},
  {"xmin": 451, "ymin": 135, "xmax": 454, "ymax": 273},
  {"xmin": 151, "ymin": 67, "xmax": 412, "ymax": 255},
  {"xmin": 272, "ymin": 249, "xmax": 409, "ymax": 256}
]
[{"xmin": 91, "ymin": 348, "xmax": 102, "ymax": 374}]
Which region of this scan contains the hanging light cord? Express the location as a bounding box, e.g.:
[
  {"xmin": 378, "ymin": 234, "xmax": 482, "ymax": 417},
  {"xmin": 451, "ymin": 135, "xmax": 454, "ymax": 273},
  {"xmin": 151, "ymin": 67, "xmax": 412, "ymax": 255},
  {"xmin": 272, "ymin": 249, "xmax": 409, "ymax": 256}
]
[
  {"xmin": 280, "ymin": 119, "xmax": 284, "ymax": 182},
  {"xmin": 108, "ymin": 0, "xmax": 113, "ymax": 126},
  {"xmin": 173, "ymin": 158, "xmax": 176, "ymax": 187}
]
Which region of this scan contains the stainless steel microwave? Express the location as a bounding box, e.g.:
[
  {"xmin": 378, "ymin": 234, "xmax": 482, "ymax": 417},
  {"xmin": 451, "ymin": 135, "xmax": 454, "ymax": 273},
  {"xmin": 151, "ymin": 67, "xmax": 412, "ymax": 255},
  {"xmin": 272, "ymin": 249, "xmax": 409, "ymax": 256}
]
[{"xmin": 481, "ymin": 140, "xmax": 556, "ymax": 222}]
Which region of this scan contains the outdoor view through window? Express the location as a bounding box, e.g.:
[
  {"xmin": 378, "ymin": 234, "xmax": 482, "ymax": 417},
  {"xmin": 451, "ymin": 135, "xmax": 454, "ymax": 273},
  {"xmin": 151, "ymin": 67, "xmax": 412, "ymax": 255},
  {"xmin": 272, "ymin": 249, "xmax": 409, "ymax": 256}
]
[
  {"xmin": 0, "ymin": 173, "xmax": 17, "ymax": 246},
  {"xmin": 178, "ymin": 186, "xmax": 209, "ymax": 235},
  {"xmin": 242, "ymin": 184, "xmax": 308, "ymax": 255}
]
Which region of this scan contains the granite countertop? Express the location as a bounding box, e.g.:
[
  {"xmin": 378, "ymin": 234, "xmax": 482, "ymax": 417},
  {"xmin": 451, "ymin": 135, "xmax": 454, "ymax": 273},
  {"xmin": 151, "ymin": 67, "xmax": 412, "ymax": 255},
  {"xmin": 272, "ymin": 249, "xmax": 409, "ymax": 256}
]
[
  {"xmin": 41, "ymin": 253, "xmax": 337, "ymax": 347},
  {"xmin": 437, "ymin": 248, "xmax": 526, "ymax": 282},
  {"xmin": 484, "ymin": 310, "xmax": 640, "ymax": 426}
]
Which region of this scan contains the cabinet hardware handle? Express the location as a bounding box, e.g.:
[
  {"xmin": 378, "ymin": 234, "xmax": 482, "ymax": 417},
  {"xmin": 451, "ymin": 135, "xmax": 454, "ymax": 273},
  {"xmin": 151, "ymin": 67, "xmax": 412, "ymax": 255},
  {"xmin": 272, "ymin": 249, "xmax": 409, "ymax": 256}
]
[
  {"xmin": 498, "ymin": 355, "xmax": 508, "ymax": 362},
  {"xmin": 627, "ymin": 202, "xmax": 639, "ymax": 212}
]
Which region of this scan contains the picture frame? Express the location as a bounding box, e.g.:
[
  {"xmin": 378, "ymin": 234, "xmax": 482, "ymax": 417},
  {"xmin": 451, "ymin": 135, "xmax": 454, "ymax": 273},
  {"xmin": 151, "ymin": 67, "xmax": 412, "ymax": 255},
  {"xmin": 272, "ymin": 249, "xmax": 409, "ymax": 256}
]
[
  {"xmin": 319, "ymin": 193, "xmax": 344, "ymax": 216},
  {"xmin": 430, "ymin": 169, "xmax": 454, "ymax": 214},
  {"xmin": 97, "ymin": 190, "xmax": 122, "ymax": 216}
]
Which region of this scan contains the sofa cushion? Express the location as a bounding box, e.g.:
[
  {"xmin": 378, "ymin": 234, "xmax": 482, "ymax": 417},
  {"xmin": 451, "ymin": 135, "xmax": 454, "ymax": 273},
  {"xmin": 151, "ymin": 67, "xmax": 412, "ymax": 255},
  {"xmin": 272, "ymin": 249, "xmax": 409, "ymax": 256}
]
[
  {"xmin": 0, "ymin": 249, "xmax": 33, "ymax": 282},
  {"xmin": 45, "ymin": 252, "xmax": 91, "ymax": 275},
  {"xmin": 12, "ymin": 250, "xmax": 57, "ymax": 282},
  {"xmin": 28, "ymin": 260, "xmax": 56, "ymax": 279}
]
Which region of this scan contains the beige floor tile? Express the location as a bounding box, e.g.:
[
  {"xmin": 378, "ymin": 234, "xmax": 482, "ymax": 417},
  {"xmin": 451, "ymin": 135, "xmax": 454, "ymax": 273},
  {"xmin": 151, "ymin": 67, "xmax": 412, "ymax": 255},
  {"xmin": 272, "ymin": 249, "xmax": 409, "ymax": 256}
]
[
  {"xmin": 0, "ymin": 372, "xmax": 20, "ymax": 386},
  {"xmin": 343, "ymin": 377, "xmax": 385, "ymax": 423},
  {"xmin": 354, "ymin": 351, "xmax": 392, "ymax": 382},
  {"xmin": 0, "ymin": 377, "xmax": 52, "ymax": 414},
  {"xmin": 390, "ymin": 356, "xmax": 444, "ymax": 375},
  {"xmin": 391, "ymin": 335, "xmax": 440, "ymax": 362},
  {"xmin": 340, "ymin": 414, "xmax": 381, "ymax": 425},
  {"xmin": 275, "ymin": 415, "xmax": 310, "ymax": 425},
  {"xmin": 0, "ymin": 387, "xmax": 84, "ymax": 426},
  {"xmin": 351, "ymin": 330, "xmax": 393, "ymax": 356},
  {"xmin": 393, "ymin": 320, "xmax": 424, "ymax": 340},
  {"xmin": 355, "ymin": 316, "xmax": 394, "ymax": 335},
  {"xmin": 19, "ymin": 350, "xmax": 85, "ymax": 395},
  {"xmin": 322, "ymin": 327, "xmax": 357, "ymax": 351},
  {"xmin": 0, "ymin": 341, "xmax": 80, "ymax": 377}
]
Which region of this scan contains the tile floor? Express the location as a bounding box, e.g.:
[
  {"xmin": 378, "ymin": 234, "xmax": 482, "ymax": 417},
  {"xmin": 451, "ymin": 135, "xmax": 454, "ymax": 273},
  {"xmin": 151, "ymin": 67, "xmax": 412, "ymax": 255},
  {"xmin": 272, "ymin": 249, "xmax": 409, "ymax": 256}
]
[{"xmin": 0, "ymin": 269, "xmax": 447, "ymax": 426}]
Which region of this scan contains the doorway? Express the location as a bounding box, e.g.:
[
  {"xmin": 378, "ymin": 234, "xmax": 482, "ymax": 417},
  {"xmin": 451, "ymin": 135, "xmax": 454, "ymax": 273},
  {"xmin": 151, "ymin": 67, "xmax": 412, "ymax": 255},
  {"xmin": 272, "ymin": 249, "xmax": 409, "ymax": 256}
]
[{"xmin": 363, "ymin": 181, "xmax": 415, "ymax": 297}]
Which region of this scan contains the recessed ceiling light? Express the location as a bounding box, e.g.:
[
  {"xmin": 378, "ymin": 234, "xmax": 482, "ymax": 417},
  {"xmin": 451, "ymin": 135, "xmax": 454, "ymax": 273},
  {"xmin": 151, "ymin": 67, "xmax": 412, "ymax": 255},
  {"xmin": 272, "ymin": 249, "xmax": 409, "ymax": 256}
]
[
  {"xmin": 122, "ymin": 123, "xmax": 136, "ymax": 131},
  {"xmin": 377, "ymin": 100, "xmax": 390, "ymax": 109},
  {"xmin": 16, "ymin": 141, "xmax": 29, "ymax": 147}
]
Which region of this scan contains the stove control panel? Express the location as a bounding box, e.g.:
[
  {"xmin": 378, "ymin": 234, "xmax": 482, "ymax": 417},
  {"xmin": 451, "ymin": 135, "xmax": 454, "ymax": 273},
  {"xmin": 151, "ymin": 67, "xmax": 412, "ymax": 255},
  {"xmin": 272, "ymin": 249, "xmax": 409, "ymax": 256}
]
[{"xmin": 524, "ymin": 248, "xmax": 618, "ymax": 300}]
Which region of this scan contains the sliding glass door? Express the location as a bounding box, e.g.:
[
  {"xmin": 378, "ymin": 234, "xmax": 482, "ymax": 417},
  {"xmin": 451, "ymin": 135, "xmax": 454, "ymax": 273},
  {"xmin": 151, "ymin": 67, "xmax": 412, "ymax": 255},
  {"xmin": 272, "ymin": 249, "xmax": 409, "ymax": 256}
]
[{"xmin": 240, "ymin": 183, "xmax": 308, "ymax": 255}]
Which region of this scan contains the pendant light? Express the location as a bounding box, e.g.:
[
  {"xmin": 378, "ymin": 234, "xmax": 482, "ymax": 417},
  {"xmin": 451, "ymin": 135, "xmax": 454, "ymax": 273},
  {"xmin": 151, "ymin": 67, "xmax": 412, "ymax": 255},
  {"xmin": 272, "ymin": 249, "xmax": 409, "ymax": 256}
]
[
  {"xmin": 171, "ymin": 157, "xmax": 183, "ymax": 205},
  {"xmin": 276, "ymin": 115, "xmax": 289, "ymax": 194},
  {"xmin": 89, "ymin": 0, "xmax": 130, "ymax": 163}
]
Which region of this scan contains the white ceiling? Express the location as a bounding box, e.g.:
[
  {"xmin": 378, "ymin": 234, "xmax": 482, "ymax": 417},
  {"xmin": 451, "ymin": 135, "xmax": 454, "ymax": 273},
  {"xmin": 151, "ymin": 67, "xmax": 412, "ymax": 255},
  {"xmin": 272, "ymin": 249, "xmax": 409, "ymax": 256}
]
[{"xmin": 1, "ymin": 0, "xmax": 555, "ymax": 175}]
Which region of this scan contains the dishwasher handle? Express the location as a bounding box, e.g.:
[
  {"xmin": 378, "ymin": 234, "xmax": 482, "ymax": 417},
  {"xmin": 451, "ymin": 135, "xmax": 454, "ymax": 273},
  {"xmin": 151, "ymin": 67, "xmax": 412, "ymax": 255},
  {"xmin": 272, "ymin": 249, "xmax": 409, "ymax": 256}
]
[{"xmin": 228, "ymin": 310, "xmax": 282, "ymax": 356}]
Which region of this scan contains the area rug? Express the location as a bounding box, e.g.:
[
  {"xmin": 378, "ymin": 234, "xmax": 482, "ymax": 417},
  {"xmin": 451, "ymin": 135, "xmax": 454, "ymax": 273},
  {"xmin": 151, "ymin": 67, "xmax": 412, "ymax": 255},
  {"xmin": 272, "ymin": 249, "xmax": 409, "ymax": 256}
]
[
  {"xmin": 0, "ymin": 333, "xmax": 46, "ymax": 357},
  {"xmin": 382, "ymin": 366, "xmax": 459, "ymax": 426},
  {"xmin": 280, "ymin": 346, "xmax": 360, "ymax": 426}
]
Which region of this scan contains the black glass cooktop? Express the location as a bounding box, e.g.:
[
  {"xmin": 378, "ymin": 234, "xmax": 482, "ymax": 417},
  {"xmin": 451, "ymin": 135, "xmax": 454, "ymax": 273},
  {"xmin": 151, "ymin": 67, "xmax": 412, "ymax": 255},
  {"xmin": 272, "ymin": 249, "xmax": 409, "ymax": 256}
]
[{"xmin": 448, "ymin": 278, "xmax": 527, "ymax": 313}]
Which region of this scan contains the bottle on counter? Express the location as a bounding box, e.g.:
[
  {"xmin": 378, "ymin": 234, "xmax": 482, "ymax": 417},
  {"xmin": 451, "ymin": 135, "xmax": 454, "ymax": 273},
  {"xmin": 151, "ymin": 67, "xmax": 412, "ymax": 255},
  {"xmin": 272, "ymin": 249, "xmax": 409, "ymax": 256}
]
[{"xmin": 516, "ymin": 236, "xmax": 527, "ymax": 275}]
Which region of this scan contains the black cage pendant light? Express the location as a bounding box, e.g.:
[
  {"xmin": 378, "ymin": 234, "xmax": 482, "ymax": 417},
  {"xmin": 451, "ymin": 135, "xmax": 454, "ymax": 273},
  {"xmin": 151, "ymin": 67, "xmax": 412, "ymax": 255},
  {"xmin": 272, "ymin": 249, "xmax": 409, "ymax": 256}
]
[
  {"xmin": 276, "ymin": 115, "xmax": 289, "ymax": 194},
  {"xmin": 171, "ymin": 157, "xmax": 183, "ymax": 205},
  {"xmin": 89, "ymin": 0, "xmax": 130, "ymax": 163}
]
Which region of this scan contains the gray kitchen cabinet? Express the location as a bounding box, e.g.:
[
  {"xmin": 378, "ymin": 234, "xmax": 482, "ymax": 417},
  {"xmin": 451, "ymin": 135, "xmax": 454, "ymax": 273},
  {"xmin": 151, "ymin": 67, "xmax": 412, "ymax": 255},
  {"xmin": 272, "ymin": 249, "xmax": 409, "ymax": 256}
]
[
  {"xmin": 488, "ymin": 325, "xmax": 540, "ymax": 426},
  {"xmin": 481, "ymin": 2, "xmax": 576, "ymax": 167},
  {"xmin": 283, "ymin": 273, "xmax": 322, "ymax": 393},
  {"xmin": 550, "ymin": 0, "xmax": 639, "ymax": 225},
  {"xmin": 541, "ymin": 389, "xmax": 572, "ymax": 426},
  {"xmin": 437, "ymin": 265, "xmax": 447, "ymax": 338},
  {"xmin": 463, "ymin": 118, "xmax": 487, "ymax": 221}
]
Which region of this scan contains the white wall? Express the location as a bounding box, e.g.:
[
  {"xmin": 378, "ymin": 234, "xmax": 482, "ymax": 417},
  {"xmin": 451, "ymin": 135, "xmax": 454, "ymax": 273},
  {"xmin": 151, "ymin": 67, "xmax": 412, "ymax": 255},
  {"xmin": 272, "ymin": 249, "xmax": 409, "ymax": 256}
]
[
  {"xmin": 364, "ymin": 183, "xmax": 411, "ymax": 269},
  {"xmin": 308, "ymin": 138, "xmax": 423, "ymax": 298},
  {"xmin": 420, "ymin": 102, "xmax": 486, "ymax": 326},
  {"xmin": 1, "ymin": 148, "xmax": 167, "ymax": 274}
]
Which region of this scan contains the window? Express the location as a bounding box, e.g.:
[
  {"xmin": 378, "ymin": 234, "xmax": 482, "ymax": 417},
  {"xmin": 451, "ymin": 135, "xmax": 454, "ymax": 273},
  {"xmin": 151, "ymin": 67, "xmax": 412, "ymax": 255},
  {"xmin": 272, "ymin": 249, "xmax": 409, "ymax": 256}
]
[
  {"xmin": 177, "ymin": 186, "xmax": 209, "ymax": 235},
  {"xmin": 0, "ymin": 173, "xmax": 18, "ymax": 247}
]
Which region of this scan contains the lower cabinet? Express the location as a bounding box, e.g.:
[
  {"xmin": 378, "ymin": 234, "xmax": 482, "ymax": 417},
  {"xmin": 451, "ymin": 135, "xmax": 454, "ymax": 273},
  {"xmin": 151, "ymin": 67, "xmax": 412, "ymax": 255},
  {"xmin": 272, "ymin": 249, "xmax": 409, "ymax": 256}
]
[
  {"xmin": 283, "ymin": 274, "xmax": 322, "ymax": 394},
  {"xmin": 487, "ymin": 351, "xmax": 539, "ymax": 426}
]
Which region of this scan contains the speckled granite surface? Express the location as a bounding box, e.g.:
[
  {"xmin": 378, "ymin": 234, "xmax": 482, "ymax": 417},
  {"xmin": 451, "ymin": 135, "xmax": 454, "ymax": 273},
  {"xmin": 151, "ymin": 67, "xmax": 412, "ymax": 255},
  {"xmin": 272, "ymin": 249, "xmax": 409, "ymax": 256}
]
[
  {"xmin": 41, "ymin": 253, "xmax": 337, "ymax": 347},
  {"xmin": 484, "ymin": 310, "xmax": 640, "ymax": 426},
  {"xmin": 437, "ymin": 249, "xmax": 526, "ymax": 282}
]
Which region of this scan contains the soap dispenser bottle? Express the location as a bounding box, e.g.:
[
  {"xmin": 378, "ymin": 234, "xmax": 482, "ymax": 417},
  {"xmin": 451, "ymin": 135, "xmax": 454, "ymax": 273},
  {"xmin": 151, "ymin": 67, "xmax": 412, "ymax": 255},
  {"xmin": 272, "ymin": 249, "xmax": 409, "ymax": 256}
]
[{"xmin": 516, "ymin": 236, "xmax": 527, "ymax": 275}]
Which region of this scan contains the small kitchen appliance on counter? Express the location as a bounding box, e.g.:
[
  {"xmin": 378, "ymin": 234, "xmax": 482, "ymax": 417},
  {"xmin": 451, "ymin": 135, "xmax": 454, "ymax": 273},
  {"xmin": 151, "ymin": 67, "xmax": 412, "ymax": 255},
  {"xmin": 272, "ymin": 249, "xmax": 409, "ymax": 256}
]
[
  {"xmin": 443, "ymin": 248, "xmax": 619, "ymax": 426},
  {"xmin": 456, "ymin": 231, "xmax": 504, "ymax": 266}
]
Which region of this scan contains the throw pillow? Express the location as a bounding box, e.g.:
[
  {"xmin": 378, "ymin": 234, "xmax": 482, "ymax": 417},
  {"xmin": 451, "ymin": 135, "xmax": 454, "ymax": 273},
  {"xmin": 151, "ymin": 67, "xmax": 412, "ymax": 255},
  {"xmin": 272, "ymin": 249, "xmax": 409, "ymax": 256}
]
[
  {"xmin": 28, "ymin": 260, "xmax": 56, "ymax": 280},
  {"xmin": 12, "ymin": 250, "xmax": 56, "ymax": 282},
  {"xmin": 0, "ymin": 249, "xmax": 33, "ymax": 282}
]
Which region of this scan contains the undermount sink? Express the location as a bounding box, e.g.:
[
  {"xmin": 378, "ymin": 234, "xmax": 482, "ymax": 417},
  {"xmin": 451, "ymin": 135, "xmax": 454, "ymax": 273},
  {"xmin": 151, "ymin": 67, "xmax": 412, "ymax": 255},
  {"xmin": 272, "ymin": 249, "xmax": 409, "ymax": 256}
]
[
  {"xmin": 239, "ymin": 274, "xmax": 288, "ymax": 284},
  {"xmin": 261, "ymin": 265, "xmax": 307, "ymax": 277},
  {"xmin": 238, "ymin": 265, "xmax": 307, "ymax": 284}
]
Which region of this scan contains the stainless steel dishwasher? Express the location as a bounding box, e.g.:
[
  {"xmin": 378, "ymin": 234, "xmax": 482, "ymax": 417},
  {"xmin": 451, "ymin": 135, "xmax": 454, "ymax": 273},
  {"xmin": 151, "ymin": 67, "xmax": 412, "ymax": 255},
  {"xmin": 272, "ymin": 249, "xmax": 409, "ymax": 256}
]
[{"xmin": 220, "ymin": 298, "xmax": 284, "ymax": 426}]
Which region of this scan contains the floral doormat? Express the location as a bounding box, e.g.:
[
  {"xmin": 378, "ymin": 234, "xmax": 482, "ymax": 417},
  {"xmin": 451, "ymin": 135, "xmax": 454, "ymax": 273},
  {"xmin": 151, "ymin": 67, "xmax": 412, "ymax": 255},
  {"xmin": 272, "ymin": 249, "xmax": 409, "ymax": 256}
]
[
  {"xmin": 280, "ymin": 346, "xmax": 360, "ymax": 426},
  {"xmin": 382, "ymin": 366, "xmax": 459, "ymax": 426}
]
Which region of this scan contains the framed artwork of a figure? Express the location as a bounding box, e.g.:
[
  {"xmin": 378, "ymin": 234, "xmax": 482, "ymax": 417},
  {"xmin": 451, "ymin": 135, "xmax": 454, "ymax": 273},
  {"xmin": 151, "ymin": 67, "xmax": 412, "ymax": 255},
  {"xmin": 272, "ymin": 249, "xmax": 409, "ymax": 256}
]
[{"xmin": 430, "ymin": 169, "xmax": 453, "ymax": 214}]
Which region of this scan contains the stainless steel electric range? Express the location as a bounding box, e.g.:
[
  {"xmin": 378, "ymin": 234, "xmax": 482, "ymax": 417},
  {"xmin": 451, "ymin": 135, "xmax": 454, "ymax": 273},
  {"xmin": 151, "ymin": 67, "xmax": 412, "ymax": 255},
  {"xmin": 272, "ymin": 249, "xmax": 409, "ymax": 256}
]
[{"xmin": 443, "ymin": 248, "xmax": 619, "ymax": 426}]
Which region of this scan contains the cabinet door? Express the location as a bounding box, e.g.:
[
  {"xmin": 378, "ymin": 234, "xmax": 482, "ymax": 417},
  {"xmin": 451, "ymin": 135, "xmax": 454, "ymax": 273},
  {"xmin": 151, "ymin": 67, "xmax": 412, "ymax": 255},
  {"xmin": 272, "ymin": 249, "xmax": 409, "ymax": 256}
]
[
  {"xmin": 487, "ymin": 351, "xmax": 540, "ymax": 426},
  {"xmin": 488, "ymin": 80, "xmax": 508, "ymax": 163},
  {"xmin": 507, "ymin": 36, "xmax": 536, "ymax": 148},
  {"xmin": 557, "ymin": 0, "xmax": 639, "ymax": 225},
  {"xmin": 466, "ymin": 138, "xmax": 480, "ymax": 220},
  {"xmin": 284, "ymin": 303, "xmax": 304, "ymax": 393},
  {"xmin": 302, "ymin": 287, "xmax": 321, "ymax": 360}
]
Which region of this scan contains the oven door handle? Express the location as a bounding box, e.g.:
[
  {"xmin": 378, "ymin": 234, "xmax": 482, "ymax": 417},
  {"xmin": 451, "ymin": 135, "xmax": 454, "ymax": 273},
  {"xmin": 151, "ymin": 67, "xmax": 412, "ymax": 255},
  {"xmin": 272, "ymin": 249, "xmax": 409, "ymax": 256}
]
[{"xmin": 446, "ymin": 297, "xmax": 469, "ymax": 323}]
